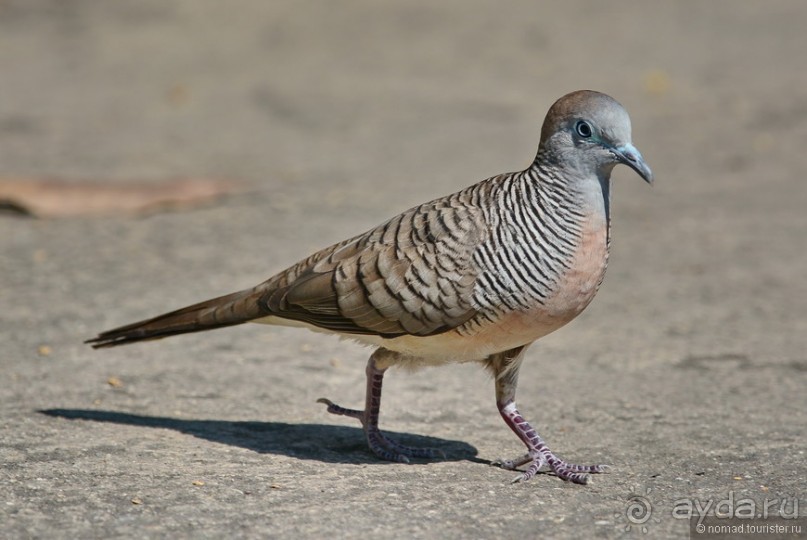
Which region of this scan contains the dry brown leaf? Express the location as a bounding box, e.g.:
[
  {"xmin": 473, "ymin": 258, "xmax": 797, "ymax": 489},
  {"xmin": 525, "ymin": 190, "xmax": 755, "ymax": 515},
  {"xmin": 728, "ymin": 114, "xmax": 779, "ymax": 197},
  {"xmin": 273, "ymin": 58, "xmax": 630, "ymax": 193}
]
[{"xmin": 0, "ymin": 177, "xmax": 243, "ymax": 218}]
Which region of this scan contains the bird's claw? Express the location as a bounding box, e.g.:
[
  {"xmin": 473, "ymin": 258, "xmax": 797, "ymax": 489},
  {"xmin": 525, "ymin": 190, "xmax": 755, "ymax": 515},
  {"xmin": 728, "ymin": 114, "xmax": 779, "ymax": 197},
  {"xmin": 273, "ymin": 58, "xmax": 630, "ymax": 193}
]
[
  {"xmin": 494, "ymin": 451, "xmax": 609, "ymax": 485},
  {"xmin": 491, "ymin": 453, "xmax": 531, "ymax": 471},
  {"xmin": 368, "ymin": 429, "xmax": 445, "ymax": 462},
  {"xmin": 318, "ymin": 397, "xmax": 445, "ymax": 462}
]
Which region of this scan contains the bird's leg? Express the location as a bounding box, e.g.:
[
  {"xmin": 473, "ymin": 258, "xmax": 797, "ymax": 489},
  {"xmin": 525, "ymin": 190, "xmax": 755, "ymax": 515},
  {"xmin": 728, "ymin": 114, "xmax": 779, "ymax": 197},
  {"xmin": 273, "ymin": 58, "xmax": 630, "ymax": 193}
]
[
  {"xmin": 487, "ymin": 346, "xmax": 609, "ymax": 485},
  {"xmin": 318, "ymin": 348, "xmax": 445, "ymax": 463}
]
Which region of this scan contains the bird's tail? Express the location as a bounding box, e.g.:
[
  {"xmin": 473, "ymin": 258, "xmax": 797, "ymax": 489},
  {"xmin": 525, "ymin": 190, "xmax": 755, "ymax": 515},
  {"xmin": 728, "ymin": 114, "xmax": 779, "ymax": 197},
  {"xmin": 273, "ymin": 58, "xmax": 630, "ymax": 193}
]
[{"xmin": 85, "ymin": 288, "xmax": 266, "ymax": 348}]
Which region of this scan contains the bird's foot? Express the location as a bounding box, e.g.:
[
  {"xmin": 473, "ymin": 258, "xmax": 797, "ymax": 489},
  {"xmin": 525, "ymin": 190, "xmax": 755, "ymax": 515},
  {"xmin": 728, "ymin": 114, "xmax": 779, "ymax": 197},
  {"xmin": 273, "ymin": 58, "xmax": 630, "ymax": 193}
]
[
  {"xmin": 494, "ymin": 398, "xmax": 609, "ymax": 484},
  {"xmin": 493, "ymin": 451, "xmax": 609, "ymax": 485},
  {"xmin": 366, "ymin": 428, "xmax": 446, "ymax": 463},
  {"xmin": 317, "ymin": 398, "xmax": 445, "ymax": 463}
]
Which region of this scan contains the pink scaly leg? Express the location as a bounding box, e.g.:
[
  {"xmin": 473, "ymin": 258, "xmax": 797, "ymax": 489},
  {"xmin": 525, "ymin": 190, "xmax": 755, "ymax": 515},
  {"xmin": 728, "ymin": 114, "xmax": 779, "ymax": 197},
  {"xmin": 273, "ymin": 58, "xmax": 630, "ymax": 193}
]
[
  {"xmin": 488, "ymin": 346, "xmax": 609, "ymax": 485},
  {"xmin": 318, "ymin": 348, "xmax": 444, "ymax": 463}
]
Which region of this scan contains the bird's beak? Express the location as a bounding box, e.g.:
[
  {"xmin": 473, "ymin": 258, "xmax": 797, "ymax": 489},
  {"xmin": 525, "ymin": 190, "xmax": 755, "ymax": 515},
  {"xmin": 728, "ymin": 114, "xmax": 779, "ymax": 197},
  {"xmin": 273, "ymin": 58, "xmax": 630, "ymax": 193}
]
[{"xmin": 613, "ymin": 144, "xmax": 654, "ymax": 184}]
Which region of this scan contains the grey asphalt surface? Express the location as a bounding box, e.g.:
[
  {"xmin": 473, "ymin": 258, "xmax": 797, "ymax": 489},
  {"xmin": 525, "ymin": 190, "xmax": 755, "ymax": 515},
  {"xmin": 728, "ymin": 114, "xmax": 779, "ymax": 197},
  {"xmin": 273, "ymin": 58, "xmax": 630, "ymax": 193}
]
[{"xmin": 2, "ymin": 2, "xmax": 806, "ymax": 539}]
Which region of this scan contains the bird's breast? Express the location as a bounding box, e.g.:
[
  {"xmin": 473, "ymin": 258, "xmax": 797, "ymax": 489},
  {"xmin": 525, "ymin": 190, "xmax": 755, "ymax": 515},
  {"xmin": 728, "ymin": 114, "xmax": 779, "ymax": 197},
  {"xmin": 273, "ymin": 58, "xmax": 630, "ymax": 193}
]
[
  {"xmin": 466, "ymin": 209, "xmax": 610, "ymax": 347},
  {"xmin": 538, "ymin": 210, "xmax": 609, "ymax": 323}
]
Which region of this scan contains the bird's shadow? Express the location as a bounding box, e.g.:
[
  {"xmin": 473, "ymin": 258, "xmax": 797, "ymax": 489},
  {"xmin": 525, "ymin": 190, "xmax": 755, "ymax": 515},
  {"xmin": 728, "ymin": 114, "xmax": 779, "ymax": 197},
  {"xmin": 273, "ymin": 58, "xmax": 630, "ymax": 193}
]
[{"xmin": 39, "ymin": 409, "xmax": 480, "ymax": 465}]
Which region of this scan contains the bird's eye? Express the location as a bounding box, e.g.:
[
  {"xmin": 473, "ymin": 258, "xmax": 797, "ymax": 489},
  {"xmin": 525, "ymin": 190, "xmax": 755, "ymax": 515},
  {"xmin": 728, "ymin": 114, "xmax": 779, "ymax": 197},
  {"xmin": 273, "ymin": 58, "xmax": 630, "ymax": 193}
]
[{"xmin": 575, "ymin": 120, "xmax": 593, "ymax": 138}]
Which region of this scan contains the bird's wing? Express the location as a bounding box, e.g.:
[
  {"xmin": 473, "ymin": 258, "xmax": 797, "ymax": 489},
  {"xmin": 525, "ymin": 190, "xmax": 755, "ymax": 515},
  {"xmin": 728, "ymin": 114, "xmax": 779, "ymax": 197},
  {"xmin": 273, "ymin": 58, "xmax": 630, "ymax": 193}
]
[{"xmin": 259, "ymin": 197, "xmax": 485, "ymax": 337}]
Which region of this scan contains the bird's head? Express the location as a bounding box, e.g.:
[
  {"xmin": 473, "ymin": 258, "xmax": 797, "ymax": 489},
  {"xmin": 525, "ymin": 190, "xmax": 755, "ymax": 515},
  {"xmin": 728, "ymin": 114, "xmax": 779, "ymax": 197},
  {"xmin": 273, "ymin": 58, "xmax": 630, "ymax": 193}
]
[{"xmin": 539, "ymin": 90, "xmax": 653, "ymax": 184}]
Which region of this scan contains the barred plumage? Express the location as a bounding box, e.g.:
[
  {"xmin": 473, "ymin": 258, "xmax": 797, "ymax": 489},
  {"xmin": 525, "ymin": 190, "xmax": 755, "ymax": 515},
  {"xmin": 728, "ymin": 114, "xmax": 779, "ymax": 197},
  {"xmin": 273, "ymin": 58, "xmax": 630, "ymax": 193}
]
[{"xmin": 87, "ymin": 90, "xmax": 653, "ymax": 485}]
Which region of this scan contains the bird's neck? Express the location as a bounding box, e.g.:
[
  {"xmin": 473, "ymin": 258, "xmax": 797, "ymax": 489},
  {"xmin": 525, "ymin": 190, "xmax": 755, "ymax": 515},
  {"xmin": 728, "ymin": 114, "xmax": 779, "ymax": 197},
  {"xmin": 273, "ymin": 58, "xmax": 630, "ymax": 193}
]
[
  {"xmin": 533, "ymin": 149, "xmax": 612, "ymax": 229},
  {"xmin": 526, "ymin": 154, "xmax": 611, "ymax": 223}
]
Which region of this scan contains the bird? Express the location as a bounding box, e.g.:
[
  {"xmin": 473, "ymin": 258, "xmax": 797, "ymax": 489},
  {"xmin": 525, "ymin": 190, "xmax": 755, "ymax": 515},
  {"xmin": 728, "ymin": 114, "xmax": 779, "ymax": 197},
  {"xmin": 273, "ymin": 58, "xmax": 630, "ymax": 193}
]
[{"xmin": 87, "ymin": 90, "xmax": 653, "ymax": 485}]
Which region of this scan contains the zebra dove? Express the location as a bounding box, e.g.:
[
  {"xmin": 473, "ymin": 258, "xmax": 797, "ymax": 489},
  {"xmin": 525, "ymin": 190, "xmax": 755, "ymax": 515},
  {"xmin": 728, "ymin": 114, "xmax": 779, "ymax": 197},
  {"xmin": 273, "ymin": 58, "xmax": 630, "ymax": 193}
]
[{"xmin": 87, "ymin": 90, "xmax": 653, "ymax": 484}]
